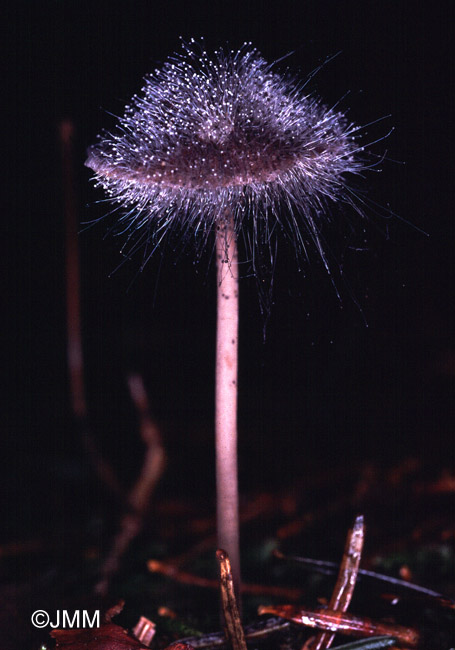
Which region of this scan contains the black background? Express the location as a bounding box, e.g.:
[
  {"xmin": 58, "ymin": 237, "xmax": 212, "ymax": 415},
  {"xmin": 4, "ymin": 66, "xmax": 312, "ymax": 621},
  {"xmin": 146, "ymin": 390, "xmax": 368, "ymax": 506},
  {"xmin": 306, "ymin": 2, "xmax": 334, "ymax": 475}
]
[{"xmin": 4, "ymin": 0, "xmax": 454, "ymax": 554}]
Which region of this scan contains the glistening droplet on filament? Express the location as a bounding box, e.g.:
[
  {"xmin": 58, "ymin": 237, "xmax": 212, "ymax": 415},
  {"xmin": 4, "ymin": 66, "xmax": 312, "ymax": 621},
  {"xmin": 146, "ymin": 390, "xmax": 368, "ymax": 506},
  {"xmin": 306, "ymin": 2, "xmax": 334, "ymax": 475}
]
[{"xmin": 86, "ymin": 40, "xmax": 382, "ymax": 310}]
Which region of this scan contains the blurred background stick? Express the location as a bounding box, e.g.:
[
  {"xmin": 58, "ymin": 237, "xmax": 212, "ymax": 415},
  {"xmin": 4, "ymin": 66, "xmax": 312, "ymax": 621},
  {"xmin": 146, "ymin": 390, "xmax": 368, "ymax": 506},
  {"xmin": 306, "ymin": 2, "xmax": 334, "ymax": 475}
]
[
  {"xmin": 60, "ymin": 118, "xmax": 122, "ymax": 499},
  {"xmin": 95, "ymin": 373, "xmax": 166, "ymax": 596}
]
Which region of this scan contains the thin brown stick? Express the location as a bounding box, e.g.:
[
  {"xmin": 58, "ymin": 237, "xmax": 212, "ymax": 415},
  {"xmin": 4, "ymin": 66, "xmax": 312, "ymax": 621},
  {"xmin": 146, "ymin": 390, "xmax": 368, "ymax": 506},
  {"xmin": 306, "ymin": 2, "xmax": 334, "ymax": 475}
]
[
  {"xmin": 95, "ymin": 374, "xmax": 166, "ymax": 595},
  {"xmin": 258, "ymin": 605, "xmax": 420, "ymax": 647},
  {"xmin": 59, "ymin": 118, "xmax": 122, "ymax": 498},
  {"xmin": 126, "ymin": 375, "xmax": 166, "ymax": 513},
  {"xmin": 216, "ymin": 550, "xmax": 247, "ymax": 650},
  {"xmin": 60, "ymin": 118, "xmax": 85, "ymax": 419},
  {"xmin": 311, "ymin": 514, "xmax": 365, "ymax": 650},
  {"xmin": 167, "ymin": 490, "xmax": 293, "ymax": 569},
  {"xmin": 0, "ymin": 538, "xmax": 48, "ymax": 557},
  {"xmin": 276, "ymin": 492, "xmax": 350, "ymax": 541},
  {"xmin": 215, "ymin": 214, "xmax": 241, "ymax": 601},
  {"xmin": 147, "ymin": 558, "xmax": 303, "ymax": 601}
]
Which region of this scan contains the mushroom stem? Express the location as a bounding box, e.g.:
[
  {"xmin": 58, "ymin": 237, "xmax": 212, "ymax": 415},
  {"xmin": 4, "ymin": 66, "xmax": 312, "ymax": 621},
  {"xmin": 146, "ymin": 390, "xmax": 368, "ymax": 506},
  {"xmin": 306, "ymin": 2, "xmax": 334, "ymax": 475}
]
[{"xmin": 215, "ymin": 212, "xmax": 241, "ymax": 603}]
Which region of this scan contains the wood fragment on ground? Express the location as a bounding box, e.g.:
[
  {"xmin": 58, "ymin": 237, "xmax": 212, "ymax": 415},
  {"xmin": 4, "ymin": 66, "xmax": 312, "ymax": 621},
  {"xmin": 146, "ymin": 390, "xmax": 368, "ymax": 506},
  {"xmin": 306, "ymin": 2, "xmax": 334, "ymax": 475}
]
[
  {"xmin": 216, "ymin": 549, "xmax": 247, "ymax": 650},
  {"xmin": 258, "ymin": 605, "xmax": 420, "ymax": 647},
  {"xmin": 133, "ymin": 616, "xmax": 156, "ymax": 647},
  {"xmin": 147, "ymin": 558, "xmax": 303, "ymax": 600},
  {"xmin": 311, "ymin": 514, "xmax": 365, "ymax": 650}
]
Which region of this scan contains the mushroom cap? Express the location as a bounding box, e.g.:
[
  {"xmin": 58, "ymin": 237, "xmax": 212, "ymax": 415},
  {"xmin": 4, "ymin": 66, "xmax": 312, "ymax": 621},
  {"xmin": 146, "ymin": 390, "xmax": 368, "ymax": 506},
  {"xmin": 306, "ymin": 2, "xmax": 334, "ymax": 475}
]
[{"xmin": 86, "ymin": 40, "xmax": 372, "ymax": 296}]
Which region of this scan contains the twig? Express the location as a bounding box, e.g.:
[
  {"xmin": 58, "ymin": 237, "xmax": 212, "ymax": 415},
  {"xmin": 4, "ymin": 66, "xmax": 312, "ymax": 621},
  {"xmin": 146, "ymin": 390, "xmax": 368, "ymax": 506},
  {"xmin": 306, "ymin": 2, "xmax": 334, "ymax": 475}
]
[
  {"xmin": 0, "ymin": 538, "xmax": 50, "ymax": 557},
  {"xmin": 257, "ymin": 605, "xmax": 420, "ymax": 647},
  {"xmin": 311, "ymin": 515, "xmax": 364, "ymax": 650},
  {"xmin": 414, "ymin": 469, "xmax": 455, "ymax": 494},
  {"xmin": 216, "ymin": 549, "xmax": 247, "ymax": 650},
  {"xmin": 126, "ymin": 375, "xmax": 166, "ymax": 513},
  {"xmin": 95, "ymin": 374, "xmax": 166, "ymax": 595},
  {"xmin": 273, "ymin": 550, "xmax": 455, "ymax": 607},
  {"xmin": 167, "ymin": 490, "xmax": 296, "ymax": 569},
  {"xmin": 276, "ymin": 492, "xmax": 350, "ymax": 541},
  {"xmin": 147, "ymin": 558, "xmax": 303, "ymax": 601},
  {"xmin": 351, "ymin": 464, "xmax": 379, "ymax": 505},
  {"xmin": 59, "ymin": 118, "xmax": 122, "ymax": 499},
  {"xmin": 314, "ymin": 639, "xmax": 397, "ymax": 650},
  {"xmin": 104, "ymin": 600, "xmax": 125, "ymax": 622}
]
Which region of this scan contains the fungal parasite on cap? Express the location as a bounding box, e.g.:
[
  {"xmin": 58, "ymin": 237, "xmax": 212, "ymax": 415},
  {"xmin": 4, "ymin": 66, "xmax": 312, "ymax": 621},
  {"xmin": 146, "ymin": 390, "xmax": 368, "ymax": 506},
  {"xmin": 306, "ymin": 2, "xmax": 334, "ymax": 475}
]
[
  {"xmin": 85, "ymin": 39, "xmax": 383, "ymax": 602},
  {"xmin": 86, "ymin": 40, "xmax": 371, "ymax": 297}
]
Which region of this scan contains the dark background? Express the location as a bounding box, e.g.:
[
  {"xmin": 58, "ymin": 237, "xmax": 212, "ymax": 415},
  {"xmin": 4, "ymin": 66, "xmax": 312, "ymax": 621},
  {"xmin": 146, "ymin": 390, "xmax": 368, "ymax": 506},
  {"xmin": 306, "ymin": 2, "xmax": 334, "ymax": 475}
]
[{"xmin": 3, "ymin": 0, "xmax": 454, "ymax": 567}]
